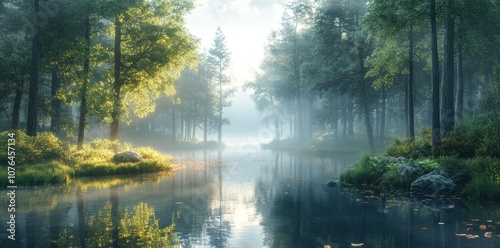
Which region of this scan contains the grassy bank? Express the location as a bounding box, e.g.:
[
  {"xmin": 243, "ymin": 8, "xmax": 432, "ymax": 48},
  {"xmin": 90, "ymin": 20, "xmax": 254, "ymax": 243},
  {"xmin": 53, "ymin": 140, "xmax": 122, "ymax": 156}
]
[
  {"xmin": 261, "ymin": 134, "xmax": 369, "ymax": 154},
  {"xmin": 340, "ymin": 114, "xmax": 500, "ymax": 201},
  {"xmin": 0, "ymin": 131, "xmax": 173, "ymax": 187}
]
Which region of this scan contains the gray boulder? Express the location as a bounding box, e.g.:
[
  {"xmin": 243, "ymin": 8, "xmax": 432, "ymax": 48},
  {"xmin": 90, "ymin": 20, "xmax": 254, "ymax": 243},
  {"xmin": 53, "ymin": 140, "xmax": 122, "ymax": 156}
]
[
  {"xmin": 428, "ymin": 168, "xmax": 470, "ymax": 186},
  {"xmin": 395, "ymin": 157, "xmax": 408, "ymax": 164},
  {"xmin": 411, "ymin": 174, "xmax": 457, "ymax": 195},
  {"xmin": 398, "ymin": 163, "xmax": 425, "ymax": 180},
  {"xmin": 113, "ymin": 151, "xmax": 143, "ymax": 163}
]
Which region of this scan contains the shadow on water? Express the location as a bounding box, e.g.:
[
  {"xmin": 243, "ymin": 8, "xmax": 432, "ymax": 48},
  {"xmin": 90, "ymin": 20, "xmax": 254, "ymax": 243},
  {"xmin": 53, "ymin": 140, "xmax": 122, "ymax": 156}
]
[{"xmin": 1, "ymin": 148, "xmax": 500, "ymax": 247}]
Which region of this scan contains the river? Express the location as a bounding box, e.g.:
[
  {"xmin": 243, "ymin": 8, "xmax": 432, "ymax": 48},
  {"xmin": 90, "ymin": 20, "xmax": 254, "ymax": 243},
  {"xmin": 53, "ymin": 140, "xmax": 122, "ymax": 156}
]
[{"xmin": 1, "ymin": 145, "xmax": 499, "ymax": 247}]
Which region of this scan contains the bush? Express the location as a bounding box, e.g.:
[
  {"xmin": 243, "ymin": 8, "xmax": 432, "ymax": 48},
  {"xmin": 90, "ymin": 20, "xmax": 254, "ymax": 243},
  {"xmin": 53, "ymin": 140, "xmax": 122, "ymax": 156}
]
[
  {"xmin": 440, "ymin": 113, "xmax": 500, "ymax": 158},
  {"xmin": 461, "ymin": 176, "xmax": 500, "ymax": 200},
  {"xmin": 340, "ymin": 155, "xmax": 387, "ymax": 185},
  {"xmin": 0, "ymin": 130, "xmax": 69, "ymax": 165},
  {"xmin": 384, "ymin": 136, "xmax": 431, "ymax": 159}
]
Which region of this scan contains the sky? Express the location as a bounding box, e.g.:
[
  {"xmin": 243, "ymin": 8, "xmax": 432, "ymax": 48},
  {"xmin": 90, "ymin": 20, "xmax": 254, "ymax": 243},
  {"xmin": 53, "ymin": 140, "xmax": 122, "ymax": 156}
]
[{"xmin": 184, "ymin": 0, "xmax": 288, "ymax": 141}]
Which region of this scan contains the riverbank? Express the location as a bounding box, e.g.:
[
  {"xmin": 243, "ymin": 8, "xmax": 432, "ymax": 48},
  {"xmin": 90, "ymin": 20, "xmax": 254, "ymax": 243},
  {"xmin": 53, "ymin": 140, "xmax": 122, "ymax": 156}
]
[
  {"xmin": 0, "ymin": 131, "xmax": 173, "ymax": 187},
  {"xmin": 261, "ymin": 134, "xmax": 370, "ymax": 154},
  {"xmin": 339, "ymin": 114, "xmax": 500, "ymax": 201}
]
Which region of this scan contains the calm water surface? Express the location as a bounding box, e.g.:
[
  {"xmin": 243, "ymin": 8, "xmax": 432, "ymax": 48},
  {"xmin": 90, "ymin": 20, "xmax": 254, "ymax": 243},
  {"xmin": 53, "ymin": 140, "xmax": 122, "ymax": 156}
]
[{"xmin": 1, "ymin": 146, "xmax": 500, "ymax": 247}]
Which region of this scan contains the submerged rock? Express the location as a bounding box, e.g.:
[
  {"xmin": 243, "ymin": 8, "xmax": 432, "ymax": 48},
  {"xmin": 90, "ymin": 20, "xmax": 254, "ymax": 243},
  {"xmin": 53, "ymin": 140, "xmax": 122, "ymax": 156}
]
[
  {"xmin": 113, "ymin": 151, "xmax": 143, "ymax": 163},
  {"xmin": 398, "ymin": 163, "xmax": 425, "ymax": 180},
  {"xmin": 411, "ymin": 174, "xmax": 457, "ymax": 196},
  {"xmin": 326, "ymin": 180, "xmax": 339, "ymax": 187}
]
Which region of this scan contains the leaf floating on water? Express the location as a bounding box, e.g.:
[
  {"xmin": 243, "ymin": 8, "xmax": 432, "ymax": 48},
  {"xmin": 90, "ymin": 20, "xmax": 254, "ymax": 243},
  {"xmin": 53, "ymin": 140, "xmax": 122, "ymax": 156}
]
[
  {"xmin": 466, "ymin": 234, "xmax": 480, "ymax": 239},
  {"xmin": 480, "ymin": 225, "xmax": 487, "ymax": 230},
  {"xmin": 438, "ymin": 222, "xmax": 445, "ymax": 225},
  {"xmin": 422, "ymin": 227, "xmax": 429, "ymax": 231},
  {"xmin": 486, "ymin": 220, "xmax": 493, "ymax": 223},
  {"xmin": 484, "ymin": 232, "xmax": 493, "ymax": 238},
  {"xmin": 324, "ymin": 245, "xmax": 331, "ymax": 248},
  {"xmin": 467, "ymin": 227, "xmax": 474, "ymax": 231},
  {"xmin": 471, "ymin": 219, "xmax": 480, "ymax": 222},
  {"xmin": 455, "ymin": 233, "xmax": 467, "ymax": 237},
  {"xmin": 350, "ymin": 243, "xmax": 364, "ymax": 247}
]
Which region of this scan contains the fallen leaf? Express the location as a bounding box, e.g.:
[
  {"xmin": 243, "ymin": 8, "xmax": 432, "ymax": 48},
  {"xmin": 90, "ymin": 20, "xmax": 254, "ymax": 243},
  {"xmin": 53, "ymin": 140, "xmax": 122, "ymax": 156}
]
[
  {"xmin": 480, "ymin": 225, "xmax": 487, "ymax": 230},
  {"xmin": 351, "ymin": 243, "xmax": 364, "ymax": 247},
  {"xmin": 455, "ymin": 233, "xmax": 467, "ymax": 237},
  {"xmin": 422, "ymin": 227, "xmax": 429, "ymax": 231},
  {"xmin": 438, "ymin": 222, "xmax": 445, "ymax": 225},
  {"xmin": 467, "ymin": 227, "xmax": 474, "ymax": 231},
  {"xmin": 484, "ymin": 232, "xmax": 493, "ymax": 238}
]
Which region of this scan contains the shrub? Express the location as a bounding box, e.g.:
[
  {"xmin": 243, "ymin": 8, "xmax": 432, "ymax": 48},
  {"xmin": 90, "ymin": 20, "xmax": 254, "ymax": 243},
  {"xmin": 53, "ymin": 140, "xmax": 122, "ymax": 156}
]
[
  {"xmin": 384, "ymin": 136, "xmax": 431, "ymax": 159},
  {"xmin": 461, "ymin": 176, "xmax": 500, "ymax": 200},
  {"xmin": 340, "ymin": 155, "xmax": 387, "ymax": 185},
  {"xmin": 440, "ymin": 113, "xmax": 500, "ymax": 158},
  {"xmin": 0, "ymin": 131, "xmax": 69, "ymax": 165}
]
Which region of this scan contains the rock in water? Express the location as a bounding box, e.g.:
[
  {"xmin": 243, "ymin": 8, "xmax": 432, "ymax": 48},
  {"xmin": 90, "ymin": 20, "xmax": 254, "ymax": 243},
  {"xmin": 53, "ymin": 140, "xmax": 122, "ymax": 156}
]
[
  {"xmin": 113, "ymin": 151, "xmax": 143, "ymax": 163},
  {"xmin": 411, "ymin": 174, "xmax": 457, "ymax": 195},
  {"xmin": 325, "ymin": 180, "xmax": 339, "ymax": 187}
]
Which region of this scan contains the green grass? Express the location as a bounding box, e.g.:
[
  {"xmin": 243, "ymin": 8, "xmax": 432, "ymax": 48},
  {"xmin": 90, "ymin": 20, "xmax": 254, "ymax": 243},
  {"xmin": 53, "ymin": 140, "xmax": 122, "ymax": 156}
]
[
  {"xmin": 0, "ymin": 131, "xmax": 174, "ymax": 187},
  {"xmin": 461, "ymin": 176, "xmax": 500, "ymax": 200}
]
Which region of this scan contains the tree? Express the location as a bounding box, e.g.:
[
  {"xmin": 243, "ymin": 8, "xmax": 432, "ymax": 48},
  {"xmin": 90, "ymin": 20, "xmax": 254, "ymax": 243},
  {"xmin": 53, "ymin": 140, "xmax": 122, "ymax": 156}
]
[
  {"xmin": 430, "ymin": 0, "xmax": 441, "ymax": 150},
  {"xmin": 98, "ymin": 0, "xmax": 198, "ymax": 142},
  {"xmin": 26, "ymin": 0, "xmax": 41, "ymax": 136},
  {"xmin": 208, "ymin": 27, "xmax": 231, "ymax": 144}
]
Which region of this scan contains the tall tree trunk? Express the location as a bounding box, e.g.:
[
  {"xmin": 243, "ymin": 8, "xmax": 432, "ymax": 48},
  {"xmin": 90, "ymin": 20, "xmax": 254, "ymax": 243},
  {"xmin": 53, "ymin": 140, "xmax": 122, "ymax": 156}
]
[
  {"xmin": 466, "ymin": 74, "xmax": 474, "ymax": 117},
  {"xmin": 441, "ymin": 0, "xmax": 455, "ymax": 137},
  {"xmin": 172, "ymin": 102, "xmax": 176, "ymax": 145},
  {"xmin": 455, "ymin": 24, "xmax": 464, "ymax": 123},
  {"xmin": 50, "ymin": 69, "xmax": 62, "ymax": 137},
  {"xmin": 274, "ymin": 117, "xmax": 280, "ymax": 140},
  {"xmin": 407, "ymin": 22, "xmax": 415, "ymax": 138},
  {"xmin": 358, "ymin": 47, "xmax": 375, "ymax": 153},
  {"xmin": 380, "ymin": 87, "xmax": 386, "ymax": 145},
  {"xmin": 110, "ymin": 18, "xmax": 122, "ymax": 142},
  {"xmin": 347, "ymin": 97, "xmax": 354, "ymax": 137},
  {"xmin": 12, "ymin": 81, "xmax": 23, "ymax": 130},
  {"xmin": 77, "ymin": 15, "xmax": 91, "ymax": 150},
  {"xmin": 203, "ymin": 108, "xmax": 208, "ymax": 144},
  {"xmin": 217, "ymin": 62, "xmax": 223, "ymax": 144},
  {"xmin": 180, "ymin": 104, "xmax": 184, "ymax": 141},
  {"xmin": 430, "ymin": 0, "xmax": 441, "ymax": 150},
  {"xmin": 27, "ymin": 0, "xmax": 40, "ymax": 137}
]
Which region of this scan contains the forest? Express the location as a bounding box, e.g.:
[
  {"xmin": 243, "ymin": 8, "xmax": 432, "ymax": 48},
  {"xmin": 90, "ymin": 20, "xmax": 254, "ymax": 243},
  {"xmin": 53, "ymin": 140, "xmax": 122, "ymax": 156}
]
[
  {"xmin": 2, "ymin": 0, "xmax": 499, "ymax": 155},
  {"xmin": 2, "ymin": 0, "xmax": 500, "ymax": 247}
]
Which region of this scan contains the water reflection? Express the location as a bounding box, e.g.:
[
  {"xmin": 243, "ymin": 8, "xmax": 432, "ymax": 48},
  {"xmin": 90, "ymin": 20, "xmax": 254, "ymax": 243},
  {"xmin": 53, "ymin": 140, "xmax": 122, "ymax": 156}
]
[{"xmin": 1, "ymin": 149, "xmax": 500, "ymax": 247}]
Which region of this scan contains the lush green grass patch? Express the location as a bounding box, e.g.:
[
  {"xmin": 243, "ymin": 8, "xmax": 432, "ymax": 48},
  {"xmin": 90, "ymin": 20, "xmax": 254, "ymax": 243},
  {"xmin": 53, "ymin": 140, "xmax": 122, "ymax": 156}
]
[
  {"xmin": 0, "ymin": 131, "xmax": 174, "ymax": 187},
  {"xmin": 0, "ymin": 161, "xmax": 73, "ymax": 187}
]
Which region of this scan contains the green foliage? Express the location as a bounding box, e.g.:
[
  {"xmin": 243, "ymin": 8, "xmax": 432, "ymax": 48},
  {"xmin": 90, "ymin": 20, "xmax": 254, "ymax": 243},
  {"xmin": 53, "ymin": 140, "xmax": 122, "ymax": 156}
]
[
  {"xmin": 340, "ymin": 155, "xmax": 388, "ymax": 185},
  {"xmin": 0, "ymin": 130, "xmax": 69, "ymax": 165},
  {"xmin": 0, "ymin": 131, "xmax": 172, "ymax": 186},
  {"xmin": 461, "ymin": 176, "xmax": 500, "ymax": 200},
  {"xmin": 383, "ymin": 136, "xmax": 431, "ymax": 159},
  {"xmin": 440, "ymin": 113, "xmax": 500, "ymax": 158}
]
